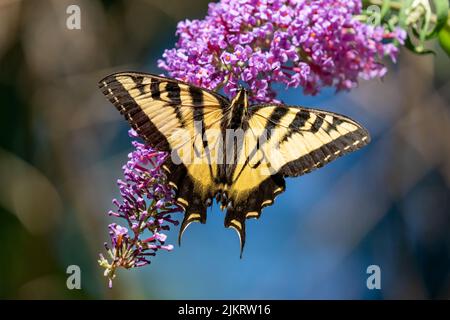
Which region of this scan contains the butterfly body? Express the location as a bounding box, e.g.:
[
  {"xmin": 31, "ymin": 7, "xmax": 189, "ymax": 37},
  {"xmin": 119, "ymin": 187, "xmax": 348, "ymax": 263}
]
[
  {"xmin": 99, "ymin": 72, "xmax": 370, "ymax": 256},
  {"xmin": 226, "ymin": 88, "xmax": 249, "ymax": 129}
]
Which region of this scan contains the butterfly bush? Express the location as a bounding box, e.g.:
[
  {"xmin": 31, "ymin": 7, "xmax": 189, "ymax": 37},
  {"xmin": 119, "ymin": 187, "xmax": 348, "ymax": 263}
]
[
  {"xmin": 98, "ymin": 130, "xmax": 181, "ymax": 287},
  {"xmin": 158, "ymin": 0, "xmax": 406, "ymax": 102}
]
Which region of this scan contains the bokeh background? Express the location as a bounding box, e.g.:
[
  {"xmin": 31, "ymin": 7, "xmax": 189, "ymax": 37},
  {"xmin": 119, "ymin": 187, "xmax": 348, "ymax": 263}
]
[{"xmin": 1, "ymin": 0, "xmax": 449, "ymax": 299}]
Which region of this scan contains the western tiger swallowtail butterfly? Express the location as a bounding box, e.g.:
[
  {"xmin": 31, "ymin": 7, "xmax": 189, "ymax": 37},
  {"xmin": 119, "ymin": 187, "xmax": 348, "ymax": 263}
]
[{"xmin": 99, "ymin": 72, "xmax": 370, "ymax": 256}]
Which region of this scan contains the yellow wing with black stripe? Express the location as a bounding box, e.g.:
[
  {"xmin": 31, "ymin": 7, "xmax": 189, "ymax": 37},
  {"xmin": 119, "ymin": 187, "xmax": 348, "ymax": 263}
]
[
  {"xmin": 99, "ymin": 72, "xmax": 229, "ymax": 242},
  {"xmin": 223, "ymin": 104, "xmax": 370, "ymax": 253}
]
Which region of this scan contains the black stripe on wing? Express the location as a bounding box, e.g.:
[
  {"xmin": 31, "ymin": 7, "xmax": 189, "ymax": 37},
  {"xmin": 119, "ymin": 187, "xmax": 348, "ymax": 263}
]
[
  {"xmin": 98, "ymin": 76, "xmax": 171, "ymax": 150},
  {"xmin": 264, "ymin": 107, "xmax": 289, "ymax": 141}
]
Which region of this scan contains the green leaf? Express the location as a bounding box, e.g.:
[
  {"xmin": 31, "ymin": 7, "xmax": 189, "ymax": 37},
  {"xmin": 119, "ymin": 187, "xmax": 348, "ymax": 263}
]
[
  {"xmin": 420, "ymin": 4, "xmax": 432, "ymax": 44},
  {"xmin": 380, "ymin": 0, "xmax": 391, "ymax": 19},
  {"xmin": 438, "ymin": 23, "xmax": 450, "ymax": 56},
  {"xmin": 425, "ymin": 0, "xmax": 449, "ymax": 40}
]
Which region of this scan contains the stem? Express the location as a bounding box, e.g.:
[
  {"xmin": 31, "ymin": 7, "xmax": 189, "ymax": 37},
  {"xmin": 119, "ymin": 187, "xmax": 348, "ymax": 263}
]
[
  {"xmin": 213, "ymin": 73, "xmax": 230, "ymax": 91},
  {"xmin": 214, "ymin": 82, "xmax": 225, "ymax": 91}
]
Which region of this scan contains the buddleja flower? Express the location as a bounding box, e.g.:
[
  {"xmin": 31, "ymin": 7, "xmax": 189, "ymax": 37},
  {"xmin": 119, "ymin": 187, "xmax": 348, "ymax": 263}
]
[
  {"xmin": 98, "ymin": 130, "xmax": 181, "ymax": 288},
  {"xmin": 158, "ymin": 0, "xmax": 406, "ymax": 102}
]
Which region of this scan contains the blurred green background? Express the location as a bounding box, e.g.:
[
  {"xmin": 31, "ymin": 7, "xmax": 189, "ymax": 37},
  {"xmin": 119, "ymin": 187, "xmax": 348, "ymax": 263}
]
[{"xmin": 0, "ymin": 0, "xmax": 449, "ymax": 299}]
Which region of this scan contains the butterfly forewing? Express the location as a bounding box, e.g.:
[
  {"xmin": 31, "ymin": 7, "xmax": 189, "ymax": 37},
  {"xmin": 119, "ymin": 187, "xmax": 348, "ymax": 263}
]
[{"xmin": 248, "ymin": 105, "xmax": 370, "ymax": 177}]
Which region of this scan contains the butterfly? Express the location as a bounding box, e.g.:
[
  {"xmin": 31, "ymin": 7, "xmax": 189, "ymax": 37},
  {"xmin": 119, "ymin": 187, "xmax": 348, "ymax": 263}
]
[{"xmin": 99, "ymin": 72, "xmax": 370, "ymax": 256}]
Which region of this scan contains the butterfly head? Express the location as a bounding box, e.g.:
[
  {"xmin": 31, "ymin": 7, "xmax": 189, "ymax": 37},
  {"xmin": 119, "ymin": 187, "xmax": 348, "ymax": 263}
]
[{"xmin": 237, "ymin": 86, "xmax": 249, "ymax": 95}]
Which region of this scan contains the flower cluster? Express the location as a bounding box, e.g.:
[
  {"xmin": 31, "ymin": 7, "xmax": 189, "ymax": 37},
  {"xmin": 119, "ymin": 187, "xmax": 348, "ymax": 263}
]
[
  {"xmin": 98, "ymin": 130, "xmax": 181, "ymax": 288},
  {"xmin": 158, "ymin": 0, "xmax": 406, "ymax": 102}
]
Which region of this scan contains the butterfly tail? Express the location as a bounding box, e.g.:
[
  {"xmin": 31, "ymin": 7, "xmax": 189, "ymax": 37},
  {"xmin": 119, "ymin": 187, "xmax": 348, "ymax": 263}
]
[{"xmin": 224, "ymin": 209, "xmax": 247, "ymax": 259}]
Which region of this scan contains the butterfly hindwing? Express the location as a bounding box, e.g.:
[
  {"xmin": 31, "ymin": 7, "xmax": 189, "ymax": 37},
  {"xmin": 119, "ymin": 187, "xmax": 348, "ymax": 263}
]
[{"xmin": 99, "ymin": 72, "xmax": 230, "ymax": 241}]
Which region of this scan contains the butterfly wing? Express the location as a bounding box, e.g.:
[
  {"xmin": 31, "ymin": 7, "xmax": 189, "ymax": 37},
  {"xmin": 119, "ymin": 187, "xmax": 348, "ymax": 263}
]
[
  {"xmin": 99, "ymin": 72, "xmax": 230, "ymax": 242},
  {"xmin": 225, "ymin": 104, "xmax": 370, "ymax": 254}
]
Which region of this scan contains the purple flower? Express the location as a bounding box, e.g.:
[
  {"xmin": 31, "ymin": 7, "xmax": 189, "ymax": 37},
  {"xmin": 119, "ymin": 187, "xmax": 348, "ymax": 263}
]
[
  {"xmin": 221, "ymin": 51, "xmax": 238, "ymax": 65},
  {"xmin": 108, "ymin": 223, "xmax": 129, "ymax": 247},
  {"xmin": 158, "ymin": 0, "xmax": 406, "ymax": 103},
  {"xmin": 98, "ymin": 129, "xmax": 182, "ymax": 287}
]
